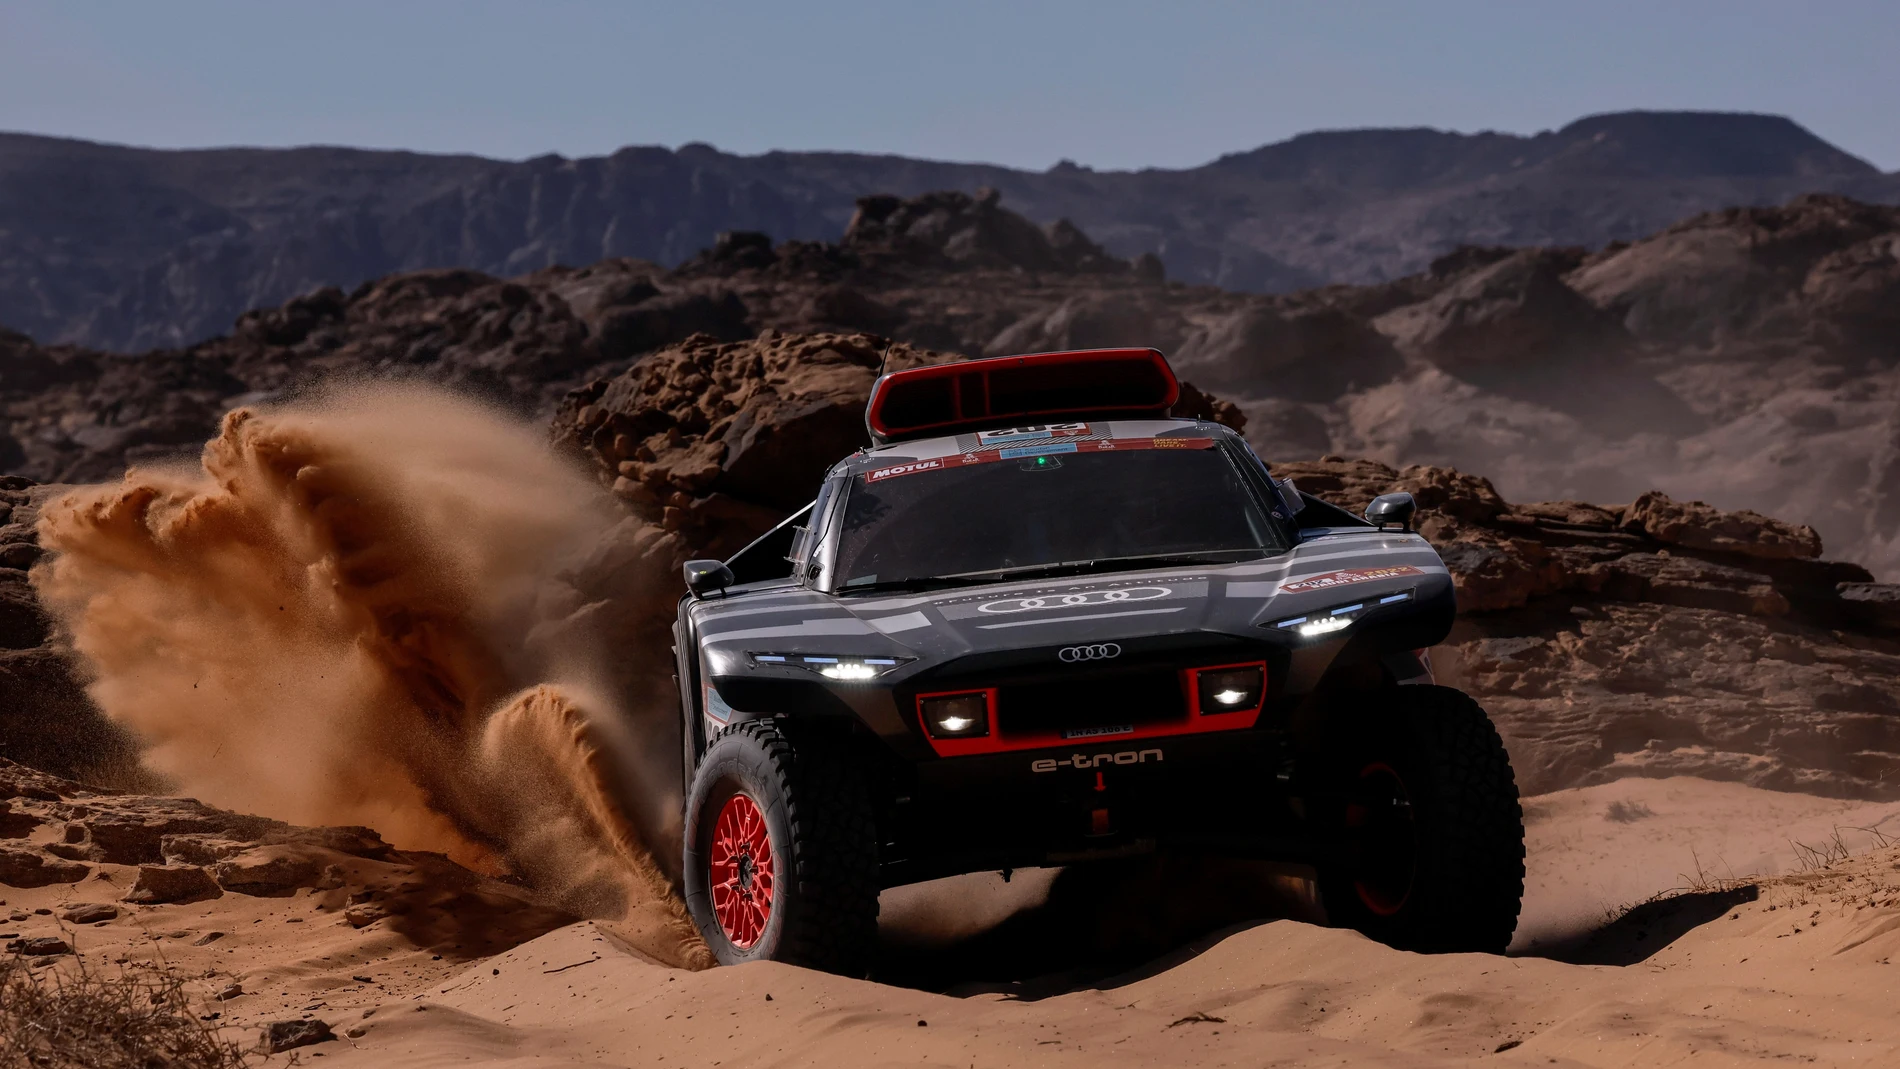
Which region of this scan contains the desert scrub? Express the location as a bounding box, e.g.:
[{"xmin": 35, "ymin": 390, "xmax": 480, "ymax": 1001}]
[{"xmin": 0, "ymin": 945, "xmax": 250, "ymax": 1069}]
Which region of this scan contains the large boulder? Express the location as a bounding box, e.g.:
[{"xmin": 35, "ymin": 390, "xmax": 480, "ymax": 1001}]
[
  {"xmin": 0, "ymin": 847, "xmax": 88, "ymax": 887},
  {"xmin": 1623, "ymin": 490, "xmax": 1823, "ymax": 560},
  {"xmin": 123, "ymin": 863, "xmax": 222, "ymax": 905}
]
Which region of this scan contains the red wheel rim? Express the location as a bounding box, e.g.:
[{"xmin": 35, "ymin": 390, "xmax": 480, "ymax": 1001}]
[
  {"xmin": 708, "ymin": 793, "xmax": 775, "ymax": 949},
  {"xmin": 1346, "ymin": 761, "xmax": 1415, "ymax": 917}
]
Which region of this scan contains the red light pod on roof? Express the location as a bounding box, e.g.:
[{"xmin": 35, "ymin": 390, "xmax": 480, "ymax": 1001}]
[{"xmin": 865, "ymin": 348, "xmax": 1180, "ymax": 444}]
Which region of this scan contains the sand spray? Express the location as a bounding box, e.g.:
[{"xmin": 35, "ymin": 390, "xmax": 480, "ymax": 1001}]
[{"xmin": 32, "ymin": 384, "xmax": 711, "ymax": 967}]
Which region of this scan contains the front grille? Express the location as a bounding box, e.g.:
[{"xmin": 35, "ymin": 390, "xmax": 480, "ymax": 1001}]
[{"xmin": 995, "ymin": 669, "xmax": 1187, "ymax": 736}]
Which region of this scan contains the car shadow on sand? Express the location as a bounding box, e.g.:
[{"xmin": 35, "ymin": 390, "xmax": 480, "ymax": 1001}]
[
  {"xmin": 876, "ymin": 858, "xmax": 1761, "ymax": 996},
  {"xmin": 1515, "ymin": 884, "xmax": 1761, "ymax": 967},
  {"xmin": 875, "ymin": 856, "xmax": 1323, "ymax": 999}
]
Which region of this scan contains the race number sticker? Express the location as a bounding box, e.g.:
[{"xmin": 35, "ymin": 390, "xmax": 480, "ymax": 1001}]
[{"xmin": 1280, "ymin": 565, "xmax": 1424, "ymax": 594}]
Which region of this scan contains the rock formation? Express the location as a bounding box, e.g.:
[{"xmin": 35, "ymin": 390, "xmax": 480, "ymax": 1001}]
[
  {"xmin": 9, "ymin": 186, "xmax": 1892, "ymax": 576},
  {"xmin": 1271, "ymin": 457, "xmax": 1898, "ymax": 797},
  {"xmin": 0, "ymin": 758, "xmax": 573, "ymax": 952}
]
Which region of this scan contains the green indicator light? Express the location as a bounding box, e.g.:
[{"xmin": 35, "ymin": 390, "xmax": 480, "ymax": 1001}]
[{"xmin": 1037, "ymin": 457, "xmax": 1047, "ymax": 465}]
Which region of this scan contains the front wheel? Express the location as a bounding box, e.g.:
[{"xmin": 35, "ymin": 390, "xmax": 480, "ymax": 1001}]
[
  {"xmin": 1313, "ymin": 685, "xmax": 1524, "ymax": 953},
  {"xmin": 682, "ymin": 720, "xmax": 880, "ymax": 975}
]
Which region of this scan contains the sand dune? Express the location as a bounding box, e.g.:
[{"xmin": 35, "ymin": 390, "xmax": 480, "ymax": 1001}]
[
  {"xmin": 10, "ymin": 774, "xmax": 1900, "ymax": 1067},
  {"xmin": 325, "ymin": 820, "xmax": 1900, "ymax": 1068}
]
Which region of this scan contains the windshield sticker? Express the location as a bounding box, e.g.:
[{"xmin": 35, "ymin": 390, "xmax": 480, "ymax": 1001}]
[
  {"xmin": 863, "ymin": 437, "xmax": 1215, "ymax": 482},
  {"xmin": 976, "ymin": 423, "xmax": 1091, "ymax": 446},
  {"xmin": 866, "ymin": 459, "xmax": 945, "ymax": 481},
  {"xmin": 703, "ymin": 682, "xmax": 734, "ymax": 724},
  {"xmin": 999, "ymin": 442, "xmax": 1079, "ymax": 460},
  {"xmin": 1279, "ymin": 565, "xmax": 1424, "ymax": 593},
  {"xmin": 977, "ymin": 585, "xmax": 1171, "ymax": 614}
]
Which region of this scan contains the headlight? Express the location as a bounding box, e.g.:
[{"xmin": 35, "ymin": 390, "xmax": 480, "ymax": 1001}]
[
  {"xmin": 1193, "ymin": 664, "xmax": 1264, "ymax": 714},
  {"xmin": 1270, "ymin": 590, "xmax": 1412, "ymax": 638},
  {"xmin": 918, "ymin": 691, "xmax": 992, "ymax": 739},
  {"xmin": 749, "ymin": 653, "xmax": 904, "ymax": 681}
]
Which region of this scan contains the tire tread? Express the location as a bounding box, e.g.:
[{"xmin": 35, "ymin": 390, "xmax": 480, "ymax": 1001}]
[{"xmin": 695, "ymin": 720, "xmax": 881, "ymax": 975}]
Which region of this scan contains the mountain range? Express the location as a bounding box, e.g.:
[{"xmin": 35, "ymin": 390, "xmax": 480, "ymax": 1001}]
[{"xmin": 3, "ymin": 109, "xmax": 1896, "ymax": 352}]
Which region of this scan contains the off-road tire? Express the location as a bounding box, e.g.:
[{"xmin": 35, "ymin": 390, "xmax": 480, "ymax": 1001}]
[
  {"xmin": 1313, "ymin": 684, "xmax": 1524, "ymax": 953},
  {"xmin": 683, "ymin": 719, "xmax": 881, "ymax": 975}
]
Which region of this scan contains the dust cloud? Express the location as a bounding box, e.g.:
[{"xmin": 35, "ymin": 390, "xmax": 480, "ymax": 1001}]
[{"xmin": 31, "ymin": 383, "xmax": 710, "ymax": 967}]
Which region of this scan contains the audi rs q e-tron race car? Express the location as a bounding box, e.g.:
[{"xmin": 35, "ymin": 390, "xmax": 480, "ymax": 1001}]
[{"xmin": 671, "ymin": 347, "xmax": 1525, "ymax": 976}]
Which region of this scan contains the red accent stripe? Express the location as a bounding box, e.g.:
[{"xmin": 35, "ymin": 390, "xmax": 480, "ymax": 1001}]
[{"xmin": 914, "ymin": 660, "xmax": 1268, "ymax": 758}]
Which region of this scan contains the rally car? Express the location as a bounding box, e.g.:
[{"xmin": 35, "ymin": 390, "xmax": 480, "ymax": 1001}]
[{"xmin": 671, "ymin": 347, "xmax": 1524, "ymax": 975}]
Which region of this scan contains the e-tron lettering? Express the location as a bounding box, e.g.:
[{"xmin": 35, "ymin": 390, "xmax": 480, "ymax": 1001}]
[{"xmin": 1030, "ymin": 748, "xmax": 1165, "ymax": 772}]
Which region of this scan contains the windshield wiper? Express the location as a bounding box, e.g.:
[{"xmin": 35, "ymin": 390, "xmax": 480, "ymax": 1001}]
[{"xmin": 945, "ymin": 550, "xmax": 1264, "ymax": 584}]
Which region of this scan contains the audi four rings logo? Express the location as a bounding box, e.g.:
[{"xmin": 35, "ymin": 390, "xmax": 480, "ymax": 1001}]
[
  {"xmin": 978, "ymin": 586, "xmax": 1170, "ymax": 614},
  {"xmin": 1059, "ymin": 643, "xmax": 1122, "ymax": 662}
]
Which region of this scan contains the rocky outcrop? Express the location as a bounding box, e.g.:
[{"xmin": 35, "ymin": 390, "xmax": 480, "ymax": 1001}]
[
  {"xmin": 838, "ymin": 189, "xmax": 1137, "ymax": 275},
  {"xmin": 1273, "ymin": 456, "xmax": 1900, "ymax": 798},
  {"xmin": 0, "ymin": 759, "xmax": 572, "ymax": 955}
]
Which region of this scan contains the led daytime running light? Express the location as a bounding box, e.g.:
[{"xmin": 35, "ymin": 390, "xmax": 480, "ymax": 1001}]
[
  {"xmin": 1271, "ymin": 589, "xmax": 1414, "ymax": 638},
  {"xmin": 750, "ymin": 653, "xmax": 903, "ymax": 681}
]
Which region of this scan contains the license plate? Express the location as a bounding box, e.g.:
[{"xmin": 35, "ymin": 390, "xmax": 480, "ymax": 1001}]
[{"xmin": 1062, "ymin": 724, "xmax": 1135, "ymax": 740}]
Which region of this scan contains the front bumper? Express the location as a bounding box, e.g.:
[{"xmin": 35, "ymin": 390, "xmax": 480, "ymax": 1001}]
[{"xmin": 880, "ymin": 726, "xmax": 1320, "ymax": 886}]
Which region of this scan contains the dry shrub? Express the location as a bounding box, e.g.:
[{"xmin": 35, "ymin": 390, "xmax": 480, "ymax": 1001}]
[{"xmin": 0, "ymin": 947, "xmax": 249, "ymax": 1069}]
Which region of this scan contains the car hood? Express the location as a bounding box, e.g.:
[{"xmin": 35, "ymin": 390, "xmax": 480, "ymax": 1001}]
[{"xmin": 692, "ymin": 530, "xmax": 1451, "ymax": 667}]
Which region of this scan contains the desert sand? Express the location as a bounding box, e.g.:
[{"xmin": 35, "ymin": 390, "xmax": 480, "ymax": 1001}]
[{"xmin": 9, "ymin": 774, "xmax": 1899, "ymax": 1067}]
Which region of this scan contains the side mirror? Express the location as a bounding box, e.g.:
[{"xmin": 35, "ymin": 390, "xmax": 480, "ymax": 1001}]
[
  {"xmin": 1365, "ymin": 492, "xmax": 1417, "ymax": 531},
  {"xmin": 784, "ymin": 525, "xmax": 811, "ymax": 564},
  {"xmin": 683, "ymin": 559, "xmax": 735, "ymax": 598},
  {"xmin": 1272, "ymin": 476, "xmax": 1305, "ymax": 517}
]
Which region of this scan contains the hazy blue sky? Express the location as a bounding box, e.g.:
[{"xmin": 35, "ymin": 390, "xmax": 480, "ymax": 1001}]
[{"xmin": 3, "ymin": 1, "xmax": 1895, "ymax": 170}]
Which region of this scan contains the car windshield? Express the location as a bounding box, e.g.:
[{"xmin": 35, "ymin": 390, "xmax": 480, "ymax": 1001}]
[{"xmin": 830, "ymin": 440, "xmax": 1283, "ymax": 589}]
